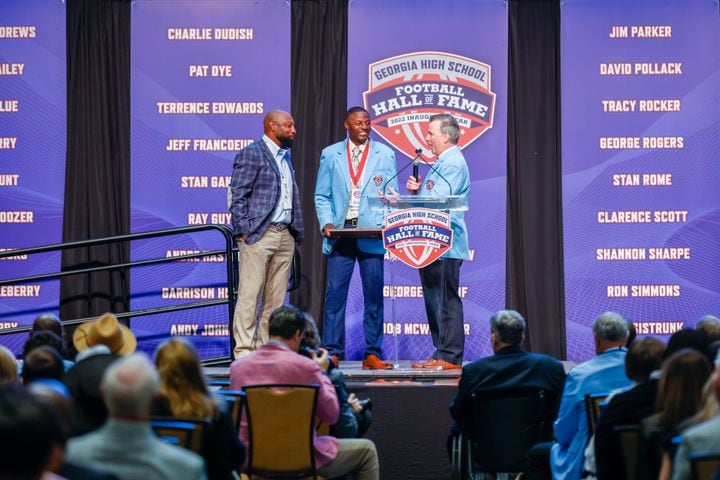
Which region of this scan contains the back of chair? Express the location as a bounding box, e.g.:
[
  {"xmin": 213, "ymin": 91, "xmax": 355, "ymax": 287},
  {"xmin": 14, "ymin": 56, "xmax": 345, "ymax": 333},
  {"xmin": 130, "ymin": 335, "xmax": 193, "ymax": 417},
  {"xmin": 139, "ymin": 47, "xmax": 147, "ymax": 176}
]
[
  {"xmin": 614, "ymin": 424, "xmax": 640, "ymax": 480},
  {"xmin": 150, "ymin": 418, "xmax": 208, "ymax": 453},
  {"xmin": 467, "ymin": 388, "xmax": 547, "ymax": 473},
  {"xmin": 216, "ymin": 389, "xmax": 245, "ymax": 431},
  {"xmin": 584, "ymin": 392, "xmax": 610, "ymax": 435},
  {"xmin": 243, "ymin": 384, "xmax": 319, "ymax": 478},
  {"xmin": 209, "ymin": 378, "xmax": 231, "ymax": 389},
  {"xmin": 315, "ymin": 418, "xmax": 329, "ymax": 437},
  {"xmin": 689, "ymin": 452, "xmax": 720, "ymax": 480}
]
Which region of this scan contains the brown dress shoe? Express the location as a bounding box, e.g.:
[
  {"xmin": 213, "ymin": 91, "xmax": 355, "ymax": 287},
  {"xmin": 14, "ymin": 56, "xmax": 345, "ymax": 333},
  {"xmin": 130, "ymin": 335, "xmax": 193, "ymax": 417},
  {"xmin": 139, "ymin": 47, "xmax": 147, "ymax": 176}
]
[
  {"xmin": 362, "ymin": 354, "xmax": 394, "ymax": 370},
  {"xmin": 411, "ymin": 358, "xmax": 438, "ymax": 368},
  {"xmin": 434, "ymin": 359, "xmax": 462, "ymax": 371}
]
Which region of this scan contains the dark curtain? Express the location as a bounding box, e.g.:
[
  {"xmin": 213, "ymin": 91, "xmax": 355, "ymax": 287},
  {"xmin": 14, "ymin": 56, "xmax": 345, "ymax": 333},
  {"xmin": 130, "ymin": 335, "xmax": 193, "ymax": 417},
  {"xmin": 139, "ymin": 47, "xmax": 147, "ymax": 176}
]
[
  {"xmin": 60, "ymin": 0, "xmax": 131, "ymax": 325},
  {"xmin": 506, "ymin": 0, "xmax": 565, "ymax": 358},
  {"xmin": 289, "ymin": 0, "xmax": 348, "ymax": 326}
]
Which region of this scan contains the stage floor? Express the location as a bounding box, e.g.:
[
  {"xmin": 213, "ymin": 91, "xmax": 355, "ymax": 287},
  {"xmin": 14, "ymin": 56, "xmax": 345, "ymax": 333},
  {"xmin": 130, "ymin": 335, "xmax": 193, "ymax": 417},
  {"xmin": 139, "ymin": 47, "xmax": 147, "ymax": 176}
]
[{"xmin": 204, "ymin": 359, "xmax": 462, "ymax": 385}]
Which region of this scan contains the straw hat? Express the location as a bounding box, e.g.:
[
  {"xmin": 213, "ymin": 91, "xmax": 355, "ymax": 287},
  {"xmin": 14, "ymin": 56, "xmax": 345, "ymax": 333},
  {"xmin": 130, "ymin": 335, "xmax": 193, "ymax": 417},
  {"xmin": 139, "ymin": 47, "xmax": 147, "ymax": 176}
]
[{"xmin": 73, "ymin": 313, "xmax": 137, "ymax": 355}]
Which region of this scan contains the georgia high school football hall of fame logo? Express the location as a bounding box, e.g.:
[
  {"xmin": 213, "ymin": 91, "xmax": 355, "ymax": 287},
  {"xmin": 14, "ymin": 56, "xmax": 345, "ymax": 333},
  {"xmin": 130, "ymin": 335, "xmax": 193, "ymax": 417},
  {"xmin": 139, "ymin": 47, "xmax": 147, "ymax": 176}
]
[
  {"xmin": 383, "ymin": 208, "xmax": 454, "ymax": 269},
  {"xmin": 363, "ymin": 51, "xmax": 496, "ymax": 163}
]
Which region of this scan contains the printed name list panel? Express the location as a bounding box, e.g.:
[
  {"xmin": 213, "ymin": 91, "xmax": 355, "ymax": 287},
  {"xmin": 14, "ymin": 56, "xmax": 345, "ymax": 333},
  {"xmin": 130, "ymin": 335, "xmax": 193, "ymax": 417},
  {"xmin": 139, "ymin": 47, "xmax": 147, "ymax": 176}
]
[
  {"xmin": 561, "ymin": 0, "xmax": 720, "ymax": 362},
  {"xmin": 348, "ymin": 0, "xmax": 508, "ymax": 361},
  {"xmin": 0, "ymin": 0, "xmax": 66, "ymax": 353},
  {"xmin": 130, "ymin": 0, "xmax": 290, "ymax": 359}
]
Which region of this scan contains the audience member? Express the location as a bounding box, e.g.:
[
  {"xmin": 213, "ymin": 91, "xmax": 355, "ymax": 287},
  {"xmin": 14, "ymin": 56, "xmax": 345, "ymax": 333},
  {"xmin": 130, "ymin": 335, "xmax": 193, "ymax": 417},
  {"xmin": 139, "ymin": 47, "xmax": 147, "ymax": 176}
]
[
  {"xmin": 63, "ymin": 313, "xmax": 133, "ymax": 435},
  {"xmin": 528, "ymin": 311, "xmax": 631, "ymax": 480},
  {"xmin": 230, "ymin": 305, "xmax": 379, "ymax": 479},
  {"xmin": 449, "ymin": 310, "xmax": 566, "ymax": 442},
  {"xmin": 0, "ymin": 385, "xmax": 65, "ymax": 480},
  {"xmin": 695, "ymin": 315, "xmax": 720, "ymax": 342},
  {"xmin": 707, "ymin": 341, "xmax": 720, "ymax": 366},
  {"xmin": 594, "ymin": 337, "xmax": 665, "ymax": 480},
  {"xmin": 637, "ymin": 349, "xmax": 711, "ymax": 480},
  {"xmin": 664, "ymin": 328, "xmax": 711, "ymax": 364},
  {"xmin": 626, "ymin": 320, "xmax": 637, "ymax": 348},
  {"xmin": 673, "ymin": 360, "xmax": 720, "ymax": 480},
  {"xmin": 22, "ymin": 345, "xmax": 65, "ymax": 383},
  {"xmin": 0, "ymin": 345, "xmax": 18, "ymax": 385},
  {"xmin": 32, "ymin": 313, "xmax": 66, "ymax": 346},
  {"xmin": 20, "ymin": 330, "xmax": 73, "ymax": 373},
  {"xmin": 27, "ymin": 379, "xmax": 119, "ymax": 480},
  {"xmin": 154, "ymin": 338, "xmax": 245, "ymax": 480},
  {"xmin": 66, "ymin": 353, "xmax": 207, "ymax": 480},
  {"xmin": 301, "ymin": 314, "xmax": 373, "ymax": 439},
  {"xmin": 679, "ymin": 369, "xmax": 720, "ymax": 431}
]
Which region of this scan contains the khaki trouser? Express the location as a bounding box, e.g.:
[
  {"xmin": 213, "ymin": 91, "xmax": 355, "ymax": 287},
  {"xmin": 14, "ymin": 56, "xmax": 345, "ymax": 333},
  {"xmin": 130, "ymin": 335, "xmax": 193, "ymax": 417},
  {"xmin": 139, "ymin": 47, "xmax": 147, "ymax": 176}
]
[
  {"xmin": 319, "ymin": 438, "xmax": 379, "ymax": 480},
  {"xmin": 232, "ymin": 227, "xmax": 295, "ymax": 358}
]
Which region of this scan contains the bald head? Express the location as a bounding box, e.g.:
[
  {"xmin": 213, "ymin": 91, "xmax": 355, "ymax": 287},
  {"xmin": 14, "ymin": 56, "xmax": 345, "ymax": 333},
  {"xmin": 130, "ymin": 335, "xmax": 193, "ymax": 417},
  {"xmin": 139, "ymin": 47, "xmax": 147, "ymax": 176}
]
[
  {"xmin": 263, "ymin": 110, "xmax": 291, "ymax": 129},
  {"xmin": 263, "ymin": 110, "xmax": 296, "ymax": 149}
]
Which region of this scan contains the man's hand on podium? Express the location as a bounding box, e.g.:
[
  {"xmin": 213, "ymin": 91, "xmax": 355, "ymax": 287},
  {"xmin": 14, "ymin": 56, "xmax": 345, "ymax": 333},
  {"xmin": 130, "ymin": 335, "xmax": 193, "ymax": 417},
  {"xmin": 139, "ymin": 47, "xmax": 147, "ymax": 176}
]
[
  {"xmin": 384, "ymin": 185, "xmax": 400, "ymax": 197},
  {"xmin": 322, "ymin": 223, "xmax": 334, "ymax": 238}
]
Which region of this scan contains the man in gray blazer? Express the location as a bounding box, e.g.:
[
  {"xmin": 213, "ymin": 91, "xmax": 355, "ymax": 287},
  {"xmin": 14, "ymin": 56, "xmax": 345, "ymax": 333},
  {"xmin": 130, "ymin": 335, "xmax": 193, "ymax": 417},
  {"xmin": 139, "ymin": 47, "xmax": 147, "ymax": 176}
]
[
  {"xmin": 229, "ymin": 110, "xmax": 304, "ymax": 358},
  {"xmin": 66, "ymin": 354, "xmax": 207, "ymax": 480}
]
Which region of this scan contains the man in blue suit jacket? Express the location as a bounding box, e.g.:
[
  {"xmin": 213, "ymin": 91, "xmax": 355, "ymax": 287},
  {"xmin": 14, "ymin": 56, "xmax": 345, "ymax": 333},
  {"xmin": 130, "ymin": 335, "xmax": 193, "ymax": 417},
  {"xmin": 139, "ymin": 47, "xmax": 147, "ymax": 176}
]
[
  {"xmin": 527, "ymin": 312, "xmax": 631, "ymax": 480},
  {"xmin": 314, "ymin": 107, "xmax": 397, "ymax": 370},
  {"xmin": 229, "ymin": 110, "xmax": 304, "ymax": 359},
  {"xmin": 406, "ymin": 114, "xmax": 470, "ymax": 370}
]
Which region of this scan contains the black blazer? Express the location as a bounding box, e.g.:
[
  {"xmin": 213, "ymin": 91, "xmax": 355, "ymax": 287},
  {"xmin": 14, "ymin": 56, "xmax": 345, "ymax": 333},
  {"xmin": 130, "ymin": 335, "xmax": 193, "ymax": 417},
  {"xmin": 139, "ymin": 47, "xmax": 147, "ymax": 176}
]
[
  {"xmin": 594, "ymin": 378, "xmax": 658, "ymax": 480},
  {"xmin": 449, "ymin": 345, "xmax": 567, "ymax": 437}
]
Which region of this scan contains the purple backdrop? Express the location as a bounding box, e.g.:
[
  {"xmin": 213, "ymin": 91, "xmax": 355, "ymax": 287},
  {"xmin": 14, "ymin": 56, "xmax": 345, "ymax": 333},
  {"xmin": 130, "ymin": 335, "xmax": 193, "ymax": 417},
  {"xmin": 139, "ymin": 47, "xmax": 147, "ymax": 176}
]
[
  {"xmin": 0, "ymin": 0, "xmax": 66, "ymax": 354},
  {"xmin": 347, "ymin": 0, "xmax": 508, "ymax": 361},
  {"xmin": 130, "ymin": 0, "xmax": 290, "ymax": 359},
  {"xmin": 561, "ymin": 0, "xmax": 720, "ymax": 361}
]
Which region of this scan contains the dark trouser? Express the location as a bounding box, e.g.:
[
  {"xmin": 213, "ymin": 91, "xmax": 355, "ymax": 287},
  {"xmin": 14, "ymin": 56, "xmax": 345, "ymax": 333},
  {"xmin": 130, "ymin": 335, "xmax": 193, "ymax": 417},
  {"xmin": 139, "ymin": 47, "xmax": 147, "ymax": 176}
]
[
  {"xmin": 526, "ymin": 441, "xmax": 553, "ymax": 480},
  {"xmin": 418, "ymin": 258, "xmax": 464, "ymax": 365},
  {"xmin": 322, "ymin": 238, "xmax": 384, "ymax": 359}
]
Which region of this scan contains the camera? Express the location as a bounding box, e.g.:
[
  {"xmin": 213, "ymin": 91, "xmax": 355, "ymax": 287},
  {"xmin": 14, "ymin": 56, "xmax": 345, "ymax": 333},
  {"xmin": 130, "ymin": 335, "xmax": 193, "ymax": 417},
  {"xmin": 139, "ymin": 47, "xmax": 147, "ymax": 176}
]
[
  {"xmin": 299, "ymin": 345, "xmax": 319, "ymax": 359},
  {"xmin": 356, "ymin": 397, "xmax": 372, "ymax": 412}
]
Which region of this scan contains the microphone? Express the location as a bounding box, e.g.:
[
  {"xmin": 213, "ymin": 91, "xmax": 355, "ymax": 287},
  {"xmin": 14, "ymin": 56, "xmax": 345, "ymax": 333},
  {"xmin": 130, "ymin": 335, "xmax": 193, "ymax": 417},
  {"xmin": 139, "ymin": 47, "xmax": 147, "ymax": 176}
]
[
  {"xmin": 415, "ymin": 153, "xmax": 454, "ymax": 195},
  {"xmin": 382, "ymin": 148, "xmax": 424, "ymax": 196},
  {"xmin": 411, "ymin": 149, "xmax": 421, "ymax": 195}
]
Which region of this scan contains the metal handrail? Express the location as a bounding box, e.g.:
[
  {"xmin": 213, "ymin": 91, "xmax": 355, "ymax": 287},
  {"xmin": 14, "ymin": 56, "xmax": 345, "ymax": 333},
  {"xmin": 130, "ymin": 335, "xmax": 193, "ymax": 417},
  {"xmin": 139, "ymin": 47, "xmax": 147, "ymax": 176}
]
[{"xmin": 0, "ymin": 224, "xmax": 237, "ymax": 365}]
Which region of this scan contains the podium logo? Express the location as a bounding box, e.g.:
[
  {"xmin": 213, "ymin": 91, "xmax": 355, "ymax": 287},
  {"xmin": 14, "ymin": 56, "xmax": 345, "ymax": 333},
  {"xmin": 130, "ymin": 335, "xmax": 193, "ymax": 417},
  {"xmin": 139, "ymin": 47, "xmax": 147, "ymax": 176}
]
[
  {"xmin": 364, "ymin": 51, "xmax": 496, "ymax": 163},
  {"xmin": 383, "ymin": 208, "xmax": 453, "ymax": 269}
]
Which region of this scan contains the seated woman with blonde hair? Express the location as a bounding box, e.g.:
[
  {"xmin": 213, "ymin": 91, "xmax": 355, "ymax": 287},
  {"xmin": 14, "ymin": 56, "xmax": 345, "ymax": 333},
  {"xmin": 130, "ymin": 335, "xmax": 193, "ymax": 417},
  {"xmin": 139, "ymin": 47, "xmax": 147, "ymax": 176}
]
[
  {"xmin": 0, "ymin": 345, "xmax": 18, "ymax": 385},
  {"xmin": 154, "ymin": 338, "xmax": 244, "ymax": 480}
]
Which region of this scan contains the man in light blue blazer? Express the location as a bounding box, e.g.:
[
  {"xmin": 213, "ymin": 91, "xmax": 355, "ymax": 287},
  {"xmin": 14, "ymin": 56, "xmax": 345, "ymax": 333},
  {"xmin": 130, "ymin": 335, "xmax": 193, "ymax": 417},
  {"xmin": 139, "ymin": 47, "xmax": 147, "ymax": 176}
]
[
  {"xmin": 526, "ymin": 312, "xmax": 631, "ymax": 480},
  {"xmin": 406, "ymin": 114, "xmax": 470, "ymax": 370},
  {"xmin": 315, "ymin": 107, "xmax": 397, "ymax": 370}
]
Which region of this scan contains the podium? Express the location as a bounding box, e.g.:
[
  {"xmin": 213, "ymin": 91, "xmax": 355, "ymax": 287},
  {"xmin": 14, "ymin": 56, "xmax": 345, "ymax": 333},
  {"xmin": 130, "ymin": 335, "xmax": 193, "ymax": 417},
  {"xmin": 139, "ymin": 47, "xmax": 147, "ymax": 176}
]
[
  {"xmin": 368, "ymin": 194, "xmax": 468, "ymax": 367},
  {"xmin": 322, "ymin": 194, "xmax": 468, "ymax": 366},
  {"xmin": 369, "ymin": 194, "xmax": 468, "ymax": 270}
]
